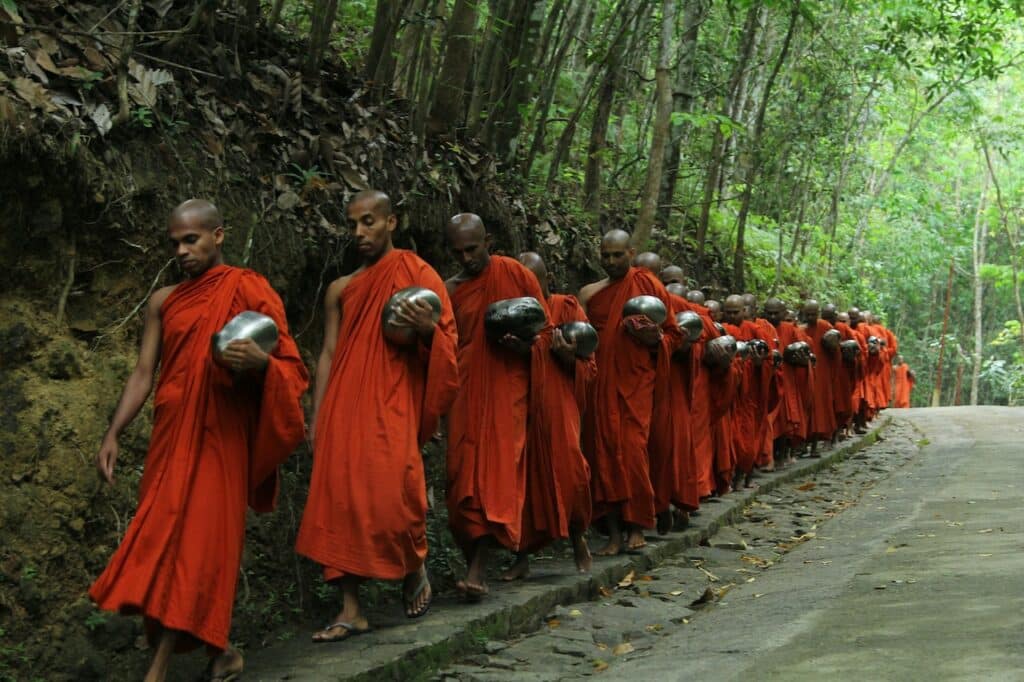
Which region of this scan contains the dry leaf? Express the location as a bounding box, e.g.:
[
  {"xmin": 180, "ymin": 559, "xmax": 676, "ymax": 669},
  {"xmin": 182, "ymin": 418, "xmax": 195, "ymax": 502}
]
[
  {"xmin": 87, "ymin": 103, "xmax": 112, "ymax": 135},
  {"xmin": 12, "ymin": 77, "xmax": 56, "ymax": 112},
  {"xmin": 617, "ymin": 570, "xmax": 635, "ymax": 588},
  {"xmin": 639, "ymin": 575, "xmax": 654, "ymax": 582},
  {"xmin": 796, "ymin": 482, "xmax": 817, "ymax": 491},
  {"xmin": 569, "ymin": 609, "xmax": 582, "ymax": 618},
  {"xmin": 669, "ymin": 590, "xmax": 683, "ymax": 596},
  {"xmin": 598, "ymin": 586, "xmax": 613, "ymax": 598},
  {"xmin": 547, "ymin": 619, "xmax": 560, "ymax": 629},
  {"xmin": 741, "ymin": 555, "xmax": 772, "ymax": 568},
  {"xmin": 978, "ymin": 528, "xmax": 993, "ymax": 534},
  {"xmin": 754, "ymin": 593, "xmax": 764, "ymax": 598},
  {"xmin": 32, "ymin": 49, "xmax": 61, "ymax": 75},
  {"xmin": 593, "ymin": 660, "xmax": 609, "ymax": 672},
  {"xmin": 612, "ymin": 643, "xmax": 634, "ymax": 656}
]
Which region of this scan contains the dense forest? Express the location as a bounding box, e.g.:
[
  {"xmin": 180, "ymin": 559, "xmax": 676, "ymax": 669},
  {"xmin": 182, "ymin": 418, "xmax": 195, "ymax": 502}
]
[{"xmin": 2, "ymin": 0, "xmax": 1024, "ymax": 679}]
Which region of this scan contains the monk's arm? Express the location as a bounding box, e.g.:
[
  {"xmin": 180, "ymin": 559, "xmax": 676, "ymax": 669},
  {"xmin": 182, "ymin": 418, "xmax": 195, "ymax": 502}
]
[
  {"xmin": 577, "ymin": 282, "xmax": 600, "ymax": 313},
  {"xmin": 95, "ymin": 286, "xmax": 171, "ymax": 483},
  {"xmin": 311, "ymin": 278, "xmax": 344, "ymax": 437}
]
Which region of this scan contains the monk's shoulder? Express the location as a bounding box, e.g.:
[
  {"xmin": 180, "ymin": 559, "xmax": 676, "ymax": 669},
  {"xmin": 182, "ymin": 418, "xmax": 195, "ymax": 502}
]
[
  {"xmin": 149, "ymin": 284, "xmax": 177, "ymax": 315},
  {"xmin": 578, "ymin": 279, "xmax": 609, "ymax": 306}
]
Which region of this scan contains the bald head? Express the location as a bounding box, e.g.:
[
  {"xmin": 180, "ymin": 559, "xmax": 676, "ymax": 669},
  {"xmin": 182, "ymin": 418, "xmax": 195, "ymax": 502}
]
[
  {"xmin": 686, "ymin": 290, "xmax": 705, "ymax": 305},
  {"xmin": 763, "ymin": 297, "xmax": 786, "ymax": 326},
  {"xmin": 705, "ymin": 299, "xmax": 722, "ymax": 321},
  {"xmin": 602, "ymin": 229, "xmax": 631, "ymax": 249},
  {"xmin": 847, "ymin": 306, "xmax": 861, "ymax": 326},
  {"xmin": 350, "ymin": 189, "xmax": 392, "ymax": 217},
  {"xmin": 447, "ymin": 212, "xmax": 486, "ymax": 241},
  {"xmin": 169, "ymin": 199, "xmax": 222, "ymax": 232},
  {"xmin": 661, "ymin": 265, "xmax": 685, "ymax": 285},
  {"xmin": 800, "ymin": 299, "xmax": 820, "ymax": 325},
  {"xmin": 634, "ymin": 251, "xmax": 663, "ymax": 274},
  {"xmin": 822, "ymin": 303, "xmax": 838, "ymax": 324},
  {"xmin": 723, "ymin": 294, "xmax": 744, "ymax": 325},
  {"xmin": 837, "ymin": 312, "xmax": 851, "ymax": 324},
  {"xmin": 518, "ymin": 251, "xmax": 550, "ymax": 298},
  {"xmin": 447, "ymin": 213, "xmax": 490, "ymax": 277},
  {"xmin": 599, "ymin": 229, "xmax": 634, "ymax": 280}
]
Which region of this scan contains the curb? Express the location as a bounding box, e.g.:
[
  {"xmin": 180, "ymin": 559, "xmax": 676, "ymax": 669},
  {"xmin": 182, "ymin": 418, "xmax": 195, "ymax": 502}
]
[{"xmin": 244, "ymin": 419, "xmax": 890, "ymax": 681}]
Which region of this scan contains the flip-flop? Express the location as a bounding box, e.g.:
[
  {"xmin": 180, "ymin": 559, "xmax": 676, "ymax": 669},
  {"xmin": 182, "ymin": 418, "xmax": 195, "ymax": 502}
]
[
  {"xmin": 311, "ymin": 621, "xmax": 372, "ymax": 644},
  {"xmin": 403, "ymin": 570, "xmax": 433, "ymax": 619},
  {"xmin": 203, "ymin": 653, "xmax": 243, "ymax": 682}
]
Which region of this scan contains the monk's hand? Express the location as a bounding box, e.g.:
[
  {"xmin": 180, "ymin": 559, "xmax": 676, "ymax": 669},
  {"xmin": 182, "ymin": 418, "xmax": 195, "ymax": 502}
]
[
  {"xmin": 551, "ymin": 328, "xmax": 577, "ymax": 365},
  {"xmin": 394, "ymin": 298, "xmax": 437, "ymax": 339},
  {"xmin": 623, "ymin": 315, "xmax": 662, "ymax": 348},
  {"xmin": 674, "ymin": 338, "xmax": 692, "ymax": 356},
  {"xmin": 96, "ymin": 435, "xmax": 118, "ymax": 485},
  {"xmin": 498, "ymin": 332, "xmax": 534, "ymax": 355},
  {"xmin": 222, "ymin": 338, "xmax": 270, "ymax": 373},
  {"xmin": 809, "ymin": 352, "xmax": 817, "ymax": 367},
  {"xmin": 772, "ymin": 349, "xmax": 783, "ymax": 368}
]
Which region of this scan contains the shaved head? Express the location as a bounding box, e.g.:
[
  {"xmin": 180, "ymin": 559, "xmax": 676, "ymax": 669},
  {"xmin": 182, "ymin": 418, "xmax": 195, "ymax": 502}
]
[
  {"xmin": 634, "ymin": 251, "xmax": 663, "ymax": 274},
  {"xmin": 350, "ymin": 189, "xmax": 393, "ymax": 218},
  {"xmin": 602, "ymin": 228, "xmax": 632, "ymax": 249},
  {"xmin": 763, "ymin": 297, "xmax": 786, "ymax": 326},
  {"xmin": 447, "ymin": 213, "xmax": 490, "ymax": 277},
  {"xmin": 686, "ymin": 290, "xmax": 705, "ymax": 305},
  {"xmin": 822, "ymin": 303, "xmax": 838, "ymax": 323},
  {"xmin": 599, "ymin": 229, "xmax": 635, "ymax": 280},
  {"xmin": 169, "ymin": 198, "xmax": 222, "ymax": 231},
  {"xmin": 661, "ymin": 265, "xmax": 685, "ymax": 285},
  {"xmin": 705, "ymin": 299, "xmax": 722, "ymax": 321},
  {"xmin": 518, "ymin": 251, "xmax": 550, "ymax": 298},
  {"xmin": 838, "ymin": 312, "xmax": 851, "ymax": 324},
  {"xmin": 446, "ymin": 212, "xmax": 486, "ymax": 241},
  {"xmin": 801, "ymin": 299, "xmax": 820, "ymax": 325},
  {"xmin": 723, "ymin": 294, "xmax": 744, "ymax": 325}
]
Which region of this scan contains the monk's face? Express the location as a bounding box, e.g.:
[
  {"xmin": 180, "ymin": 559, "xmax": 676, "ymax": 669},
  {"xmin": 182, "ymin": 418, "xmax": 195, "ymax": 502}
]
[
  {"xmin": 821, "ymin": 305, "xmax": 837, "ymax": 324},
  {"xmin": 764, "ymin": 302, "xmax": 785, "ymax": 327},
  {"xmin": 837, "ymin": 312, "xmax": 851, "ymax": 324},
  {"xmin": 347, "ymin": 196, "xmax": 395, "ymax": 262},
  {"xmin": 448, "ymin": 227, "xmax": 490, "ymax": 276},
  {"xmin": 661, "ymin": 266, "xmax": 685, "ymax": 285},
  {"xmin": 848, "ymin": 307, "xmax": 861, "ymax": 326},
  {"xmin": 600, "ymin": 240, "xmax": 634, "ymax": 280},
  {"xmin": 169, "ymin": 214, "xmax": 223, "ymax": 278},
  {"xmin": 800, "ymin": 302, "xmax": 820, "ymax": 325},
  {"xmin": 722, "ymin": 298, "xmax": 743, "ymax": 326}
]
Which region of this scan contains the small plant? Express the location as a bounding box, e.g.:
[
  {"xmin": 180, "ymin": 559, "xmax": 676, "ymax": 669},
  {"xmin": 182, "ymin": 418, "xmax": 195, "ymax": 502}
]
[
  {"xmin": 84, "ymin": 611, "xmax": 108, "ymax": 631},
  {"xmin": 131, "ymin": 107, "xmax": 154, "ymax": 128}
]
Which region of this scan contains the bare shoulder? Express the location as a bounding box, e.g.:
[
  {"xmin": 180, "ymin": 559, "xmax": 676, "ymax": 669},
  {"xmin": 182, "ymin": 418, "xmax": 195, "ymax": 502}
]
[
  {"xmin": 578, "ymin": 279, "xmax": 609, "ymax": 306},
  {"xmin": 326, "ymin": 271, "xmax": 358, "ymax": 299},
  {"xmin": 444, "ymin": 275, "xmax": 461, "ymax": 298},
  {"xmin": 148, "ymin": 285, "xmax": 177, "ymax": 314}
]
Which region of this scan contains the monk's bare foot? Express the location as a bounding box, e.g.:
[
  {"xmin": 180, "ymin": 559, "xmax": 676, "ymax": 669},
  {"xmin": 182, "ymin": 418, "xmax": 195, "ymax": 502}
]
[
  {"xmin": 595, "ymin": 536, "xmax": 623, "ymax": 556},
  {"xmin": 572, "ymin": 533, "xmax": 592, "ymax": 573},
  {"xmin": 626, "ymin": 528, "xmax": 647, "ymax": 551},
  {"xmin": 403, "ymin": 566, "xmax": 432, "ymax": 618},
  {"xmin": 656, "ymin": 510, "xmax": 672, "ymax": 535},
  {"xmin": 456, "ymin": 579, "xmax": 489, "ymax": 601},
  {"xmin": 719, "ymin": 485, "xmax": 733, "ymax": 495},
  {"xmin": 760, "ymin": 464, "xmax": 775, "ymax": 472},
  {"xmin": 744, "ymin": 475, "xmax": 759, "ymax": 489},
  {"xmin": 672, "ymin": 509, "xmax": 690, "ymax": 531},
  {"xmin": 499, "ymin": 554, "xmax": 530, "ymax": 582},
  {"xmin": 208, "ymin": 647, "xmax": 244, "ymax": 681}
]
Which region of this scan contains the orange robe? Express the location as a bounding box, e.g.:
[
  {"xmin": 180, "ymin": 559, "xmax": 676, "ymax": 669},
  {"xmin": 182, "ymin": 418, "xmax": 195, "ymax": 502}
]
[
  {"xmin": 749, "ymin": 318, "xmax": 781, "ymax": 467},
  {"xmin": 893, "ymin": 363, "xmax": 914, "ymax": 408},
  {"xmin": 861, "ymin": 323, "xmax": 887, "ymax": 413},
  {"xmin": 804, "ymin": 319, "xmax": 839, "ymax": 440},
  {"xmin": 849, "ymin": 324, "xmax": 871, "ymax": 416},
  {"xmin": 709, "ymin": 355, "xmax": 740, "ymax": 493},
  {"xmin": 832, "ymin": 321, "xmax": 859, "ymax": 426},
  {"xmin": 880, "ymin": 327, "xmax": 899, "ymax": 406},
  {"xmin": 773, "ymin": 321, "xmax": 813, "ymax": 444},
  {"xmin": 447, "ymin": 255, "xmax": 549, "ymax": 551},
  {"xmin": 89, "ymin": 265, "xmax": 308, "ymax": 652},
  {"xmin": 725, "ymin": 321, "xmax": 772, "ymax": 477},
  {"xmin": 584, "ymin": 268, "xmax": 683, "ymax": 529},
  {"xmin": 519, "ymin": 294, "xmax": 594, "ymax": 552},
  {"xmin": 296, "ymin": 250, "xmax": 459, "ymax": 581}
]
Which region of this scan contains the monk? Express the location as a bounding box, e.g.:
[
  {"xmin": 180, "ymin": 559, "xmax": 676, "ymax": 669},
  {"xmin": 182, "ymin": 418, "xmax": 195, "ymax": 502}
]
[
  {"xmin": 579, "ymin": 232, "xmax": 683, "ymax": 555},
  {"xmin": 765, "ymin": 298, "xmax": 813, "ymax": 465},
  {"xmin": 90, "ymin": 200, "xmax": 308, "ymax": 682},
  {"xmin": 847, "ymin": 307, "xmax": 872, "ymax": 433},
  {"xmin": 660, "ymin": 264, "xmax": 687, "ymax": 287},
  {"xmin": 445, "ymin": 213, "xmax": 549, "ymax": 598},
  {"xmin": 873, "ymin": 313, "xmax": 899, "ymax": 407},
  {"xmin": 742, "ymin": 293, "xmax": 780, "ymax": 471},
  {"xmin": 893, "ymin": 355, "xmax": 915, "ymax": 408},
  {"xmin": 634, "ymin": 253, "xmax": 696, "ymax": 533},
  {"xmin": 822, "ymin": 304, "xmax": 858, "ymax": 439},
  {"xmin": 722, "ymin": 295, "xmax": 772, "ymax": 487},
  {"xmin": 500, "ymin": 251, "xmax": 594, "ymax": 580},
  {"xmin": 295, "ymin": 191, "xmax": 459, "ymax": 641},
  {"xmin": 687, "ymin": 289, "xmax": 706, "ymax": 305},
  {"xmin": 705, "ymin": 299, "xmax": 722, "ymax": 322},
  {"xmin": 800, "ymin": 300, "xmax": 838, "ymax": 456}
]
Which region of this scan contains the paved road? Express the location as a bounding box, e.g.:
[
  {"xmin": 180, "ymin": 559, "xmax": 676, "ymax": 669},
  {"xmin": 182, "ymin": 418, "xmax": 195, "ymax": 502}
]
[{"xmin": 441, "ymin": 407, "xmax": 1024, "ymax": 682}]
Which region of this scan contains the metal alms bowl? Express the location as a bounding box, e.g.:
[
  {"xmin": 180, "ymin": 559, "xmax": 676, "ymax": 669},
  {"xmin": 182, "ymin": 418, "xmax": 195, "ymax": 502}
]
[
  {"xmin": 484, "ymin": 297, "xmax": 547, "ymax": 341},
  {"xmin": 783, "ymin": 341, "xmax": 811, "ymax": 365},
  {"xmin": 558, "ymin": 321, "xmax": 599, "ymax": 358},
  {"xmin": 382, "ymin": 286, "xmax": 442, "ymax": 345},
  {"xmin": 750, "ymin": 339, "xmax": 770, "ymax": 356},
  {"xmin": 703, "ymin": 334, "xmax": 737, "ymax": 368},
  {"xmin": 822, "ymin": 328, "xmax": 842, "ymax": 351},
  {"xmin": 840, "ymin": 339, "xmax": 861, "ymax": 359},
  {"xmin": 622, "ymin": 295, "xmax": 667, "ymax": 325},
  {"xmin": 736, "ymin": 340, "xmax": 750, "ymax": 359},
  {"xmin": 212, "ymin": 311, "xmax": 279, "ymax": 368},
  {"xmin": 676, "ymin": 310, "xmax": 704, "ymax": 342}
]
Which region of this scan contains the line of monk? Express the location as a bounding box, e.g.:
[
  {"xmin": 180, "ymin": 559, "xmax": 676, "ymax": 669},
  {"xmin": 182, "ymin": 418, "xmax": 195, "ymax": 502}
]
[{"xmin": 89, "ymin": 193, "xmax": 910, "ymax": 681}]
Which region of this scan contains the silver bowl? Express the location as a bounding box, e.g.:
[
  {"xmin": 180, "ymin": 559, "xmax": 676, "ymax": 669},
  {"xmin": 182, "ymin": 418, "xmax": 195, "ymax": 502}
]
[
  {"xmin": 750, "ymin": 339, "xmax": 770, "ymax": 357},
  {"xmin": 623, "ymin": 295, "xmax": 667, "ymax": 325},
  {"xmin": 783, "ymin": 341, "xmax": 812, "ymax": 366},
  {"xmin": 485, "ymin": 297, "xmax": 547, "ymax": 341},
  {"xmin": 382, "ymin": 286, "xmax": 442, "ymax": 345},
  {"xmin": 666, "ymin": 283, "xmax": 687, "ymax": 297},
  {"xmin": 558, "ymin": 321, "xmax": 599, "ymax": 358},
  {"xmin": 212, "ymin": 311, "xmax": 279, "ymax": 369},
  {"xmin": 822, "ymin": 328, "xmax": 841, "ymax": 351},
  {"xmin": 714, "ymin": 322, "xmax": 726, "ymax": 336},
  {"xmin": 675, "ymin": 310, "xmax": 703, "ymax": 342},
  {"xmin": 736, "ymin": 340, "xmax": 750, "ymax": 359},
  {"xmin": 704, "ymin": 334, "xmax": 737, "ymax": 368},
  {"xmin": 840, "ymin": 339, "xmax": 860, "ymax": 360}
]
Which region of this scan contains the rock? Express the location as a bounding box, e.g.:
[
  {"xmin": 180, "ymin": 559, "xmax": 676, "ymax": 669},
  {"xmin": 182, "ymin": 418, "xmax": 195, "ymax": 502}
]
[
  {"xmin": 484, "ymin": 641, "xmax": 508, "ymax": 655},
  {"xmin": 553, "ymin": 642, "xmax": 592, "ymax": 658},
  {"xmin": 710, "ymin": 527, "xmax": 748, "ymax": 551}
]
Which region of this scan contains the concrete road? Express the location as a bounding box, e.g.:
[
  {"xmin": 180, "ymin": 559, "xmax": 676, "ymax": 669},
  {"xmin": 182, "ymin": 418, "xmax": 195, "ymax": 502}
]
[{"xmin": 605, "ymin": 407, "xmax": 1024, "ymax": 681}]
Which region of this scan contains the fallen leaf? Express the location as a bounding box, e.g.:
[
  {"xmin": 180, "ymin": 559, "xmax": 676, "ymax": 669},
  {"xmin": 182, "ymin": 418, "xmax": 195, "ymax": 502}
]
[
  {"xmin": 617, "ymin": 570, "xmax": 635, "ymax": 588},
  {"xmin": 598, "ymin": 586, "xmax": 613, "ymax": 598},
  {"xmin": 547, "ymin": 619, "xmax": 560, "ymax": 629},
  {"xmin": 754, "ymin": 593, "xmax": 764, "ymax": 598},
  {"xmin": 669, "ymin": 590, "xmax": 683, "ymax": 596},
  {"xmin": 12, "ymin": 76, "xmax": 56, "ymax": 112},
  {"xmin": 796, "ymin": 482, "xmax": 817, "ymax": 491},
  {"xmin": 569, "ymin": 608, "xmax": 582, "ymax": 618},
  {"xmin": 978, "ymin": 528, "xmax": 993, "ymax": 534},
  {"xmin": 593, "ymin": 660, "xmax": 609, "ymax": 672},
  {"xmin": 87, "ymin": 102, "xmax": 112, "ymax": 135},
  {"xmin": 612, "ymin": 643, "xmax": 634, "ymax": 656},
  {"xmin": 645, "ymin": 624, "xmax": 663, "ymax": 632},
  {"xmin": 638, "ymin": 575, "xmax": 654, "ymax": 582},
  {"xmin": 741, "ymin": 555, "xmax": 772, "ymax": 568},
  {"xmin": 978, "ymin": 553, "xmax": 993, "ymax": 557}
]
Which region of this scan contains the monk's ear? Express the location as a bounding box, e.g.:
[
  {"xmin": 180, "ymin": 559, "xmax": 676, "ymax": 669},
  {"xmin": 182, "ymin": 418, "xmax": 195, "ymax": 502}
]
[
  {"xmin": 484, "ymin": 232, "xmax": 494, "ymax": 249},
  {"xmin": 386, "ymin": 212, "xmax": 398, "ymax": 234},
  {"xmin": 212, "ymin": 225, "xmax": 225, "ymax": 247}
]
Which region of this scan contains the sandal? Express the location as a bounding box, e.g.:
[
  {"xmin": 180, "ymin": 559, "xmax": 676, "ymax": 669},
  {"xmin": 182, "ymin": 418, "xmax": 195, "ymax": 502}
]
[
  {"xmin": 311, "ymin": 620, "xmax": 372, "ymax": 644},
  {"xmin": 403, "ymin": 569, "xmax": 433, "ymax": 619}
]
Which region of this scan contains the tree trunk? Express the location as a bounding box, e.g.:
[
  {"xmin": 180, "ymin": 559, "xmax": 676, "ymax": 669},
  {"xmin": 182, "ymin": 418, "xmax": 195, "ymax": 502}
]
[
  {"xmin": 932, "ymin": 258, "xmax": 955, "ymax": 407},
  {"xmin": 427, "ymin": 0, "xmax": 480, "ymax": 136},
  {"xmin": 695, "ymin": 2, "xmax": 761, "ymax": 274},
  {"xmin": 412, "ymin": 0, "xmax": 448, "ymax": 142},
  {"xmin": 269, "ymin": 0, "xmax": 286, "ymax": 28},
  {"xmin": 656, "ymin": 0, "xmax": 707, "ymax": 228},
  {"xmin": 495, "ymin": 0, "xmax": 548, "ymax": 163},
  {"xmin": 970, "ymin": 172, "xmax": 989, "ymax": 405},
  {"xmin": 305, "ymin": 0, "xmax": 340, "ymax": 78},
  {"xmin": 632, "ymin": 0, "xmax": 677, "ymax": 248},
  {"xmin": 982, "ymin": 141, "xmax": 1024, "ymax": 348},
  {"xmin": 582, "ymin": 64, "xmax": 619, "ymax": 214},
  {"xmin": 732, "ymin": 2, "xmax": 799, "ymax": 291}
]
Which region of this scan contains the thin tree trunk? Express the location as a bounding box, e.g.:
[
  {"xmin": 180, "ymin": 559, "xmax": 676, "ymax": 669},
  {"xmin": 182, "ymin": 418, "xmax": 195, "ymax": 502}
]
[
  {"xmin": 933, "ymin": 257, "xmax": 955, "ymax": 407},
  {"xmin": 732, "ymin": 2, "xmax": 800, "ymax": 290},
  {"xmin": 982, "ymin": 141, "xmax": 1024, "ymax": 347},
  {"xmin": 269, "ymin": 0, "xmax": 286, "ymax": 28},
  {"xmin": 657, "ymin": 0, "xmax": 707, "ymax": 228},
  {"xmin": 305, "ymin": 0, "xmax": 340, "ymax": 78},
  {"xmin": 495, "ymin": 0, "xmax": 548, "ymax": 163},
  {"xmin": 114, "ymin": 0, "xmax": 143, "ymax": 126},
  {"xmin": 633, "ymin": 0, "xmax": 677, "ymax": 247},
  {"xmin": 427, "ymin": 0, "xmax": 480, "ymax": 136},
  {"xmin": 583, "ymin": 63, "xmax": 619, "ymax": 213},
  {"xmin": 970, "ymin": 172, "xmax": 989, "ymax": 405}
]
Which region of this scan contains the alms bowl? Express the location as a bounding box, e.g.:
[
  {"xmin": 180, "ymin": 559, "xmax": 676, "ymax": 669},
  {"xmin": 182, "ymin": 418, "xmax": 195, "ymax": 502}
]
[
  {"xmin": 622, "ymin": 295, "xmax": 667, "ymax": 325},
  {"xmin": 485, "ymin": 297, "xmax": 547, "ymax": 341},
  {"xmin": 558, "ymin": 321, "xmax": 599, "ymax": 358},
  {"xmin": 212, "ymin": 311, "xmax": 279, "ymax": 368},
  {"xmin": 822, "ymin": 328, "xmax": 842, "ymax": 351},
  {"xmin": 675, "ymin": 310, "xmax": 703, "ymax": 342},
  {"xmin": 382, "ymin": 286, "xmax": 442, "ymax": 345}
]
